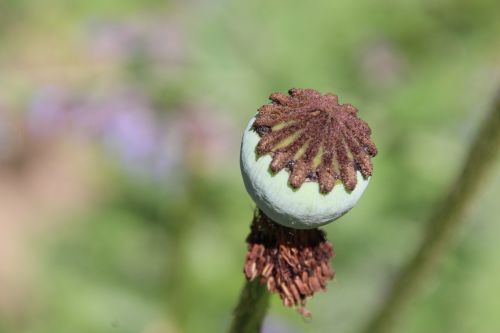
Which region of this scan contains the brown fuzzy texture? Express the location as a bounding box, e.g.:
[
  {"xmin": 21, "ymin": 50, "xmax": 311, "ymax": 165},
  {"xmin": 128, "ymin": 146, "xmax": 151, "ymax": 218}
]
[
  {"xmin": 253, "ymin": 88, "xmax": 377, "ymax": 193},
  {"xmin": 244, "ymin": 210, "xmax": 335, "ymax": 314}
]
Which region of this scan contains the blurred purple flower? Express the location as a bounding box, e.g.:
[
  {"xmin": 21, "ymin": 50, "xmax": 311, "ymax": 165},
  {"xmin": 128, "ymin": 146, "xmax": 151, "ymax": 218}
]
[
  {"xmin": 28, "ymin": 86, "xmax": 74, "ymax": 136},
  {"xmin": 26, "ymin": 85, "xmax": 239, "ymax": 182},
  {"xmin": 78, "ymin": 91, "xmax": 184, "ymax": 180},
  {"xmin": 102, "ymin": 106, "xmax": 157, "ymax": 163},
  {"xmin": 85, "ymin": 18, "xmax": 187, "ymax": 67},
  {"xmin": 27, "ymin": 87, "xmax": 183, "ymax": 180}
]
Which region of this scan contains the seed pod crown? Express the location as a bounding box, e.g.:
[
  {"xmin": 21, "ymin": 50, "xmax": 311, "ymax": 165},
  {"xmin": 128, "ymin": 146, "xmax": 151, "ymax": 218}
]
[{"xmin": 253, "ymin": 88, "xmax": 377, "ymax": 193}]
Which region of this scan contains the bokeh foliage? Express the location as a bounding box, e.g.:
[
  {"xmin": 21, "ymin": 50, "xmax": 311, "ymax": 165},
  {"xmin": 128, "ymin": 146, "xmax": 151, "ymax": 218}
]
[{"xmin": 0, "ymin": 0, "xmax": 499, "ymax": 333}]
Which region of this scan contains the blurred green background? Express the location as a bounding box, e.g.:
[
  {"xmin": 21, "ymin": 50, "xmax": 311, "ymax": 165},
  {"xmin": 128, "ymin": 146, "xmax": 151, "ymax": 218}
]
[{"xmin": 0, "ymin": 0, "xmax": 499, "ymax": 332}]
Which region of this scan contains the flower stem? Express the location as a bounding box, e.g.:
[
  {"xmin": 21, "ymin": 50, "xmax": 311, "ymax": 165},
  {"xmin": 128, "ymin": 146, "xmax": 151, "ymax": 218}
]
[
  {"xmin": 228, "ymin": 278, "xmax": 270, "ymax": 333},
  {"xmin": 361, "ymin": 92, "xmax": 500, "ymax": 333}
]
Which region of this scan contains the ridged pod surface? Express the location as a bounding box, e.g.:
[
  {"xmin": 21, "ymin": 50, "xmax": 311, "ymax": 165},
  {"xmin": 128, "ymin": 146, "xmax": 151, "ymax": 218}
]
[{"xmin": 240, "ymin": 88, "xmax": 377, "ymax": 228}]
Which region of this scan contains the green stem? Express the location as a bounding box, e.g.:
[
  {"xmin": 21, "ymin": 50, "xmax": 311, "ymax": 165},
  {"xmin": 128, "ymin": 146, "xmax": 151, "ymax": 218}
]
[
  {"xmin": 361, "ymin": 92, "xmax": 500, "ymax": 333},
  {"xmin": 228, "ymin": 279, "xmax": 270, "ymax": 333}
]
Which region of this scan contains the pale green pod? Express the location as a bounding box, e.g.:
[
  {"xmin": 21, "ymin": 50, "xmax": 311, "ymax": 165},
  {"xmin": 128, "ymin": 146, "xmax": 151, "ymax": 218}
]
[{"xmin": 240, "ymin": 117, "xmax": 370, "ymax": 229}]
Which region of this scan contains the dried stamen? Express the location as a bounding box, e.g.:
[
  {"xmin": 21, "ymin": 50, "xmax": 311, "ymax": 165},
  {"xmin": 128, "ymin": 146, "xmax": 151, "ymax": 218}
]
[{"xmin": 244, "ymin": 210, "xmax": 335, "ymax": 313}]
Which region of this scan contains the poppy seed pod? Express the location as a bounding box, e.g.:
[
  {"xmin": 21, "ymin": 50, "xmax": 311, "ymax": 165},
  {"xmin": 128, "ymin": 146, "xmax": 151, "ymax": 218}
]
[{"xmin": 240, "ymin": 88, "xmax": 377, "ymax": 229}]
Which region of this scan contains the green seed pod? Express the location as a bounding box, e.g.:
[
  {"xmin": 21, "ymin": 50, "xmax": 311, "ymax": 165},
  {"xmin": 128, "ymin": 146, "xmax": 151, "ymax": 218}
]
[{"xmin": 240, "ymin": 88, "xmax": 377, "ymax": 229}]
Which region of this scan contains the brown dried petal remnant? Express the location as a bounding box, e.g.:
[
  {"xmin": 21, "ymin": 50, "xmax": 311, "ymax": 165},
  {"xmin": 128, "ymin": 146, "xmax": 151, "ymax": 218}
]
[
  {"xmin": 244, "ymin": 210, "xmax": 335, "ymax": 313},
  {"xmin": 253, "ymin": 88, "xmax": 377, "ymax": 193}
]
